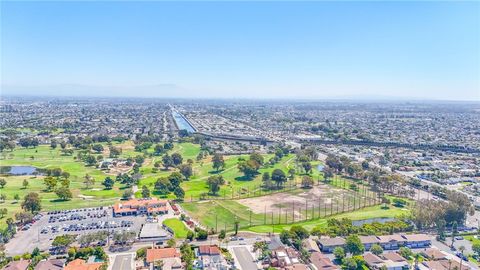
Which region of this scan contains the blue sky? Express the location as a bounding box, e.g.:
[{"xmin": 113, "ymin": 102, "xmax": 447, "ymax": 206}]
[{"xmin": 1, "ymin": 1, "xmax": 479, "ymax": 100}]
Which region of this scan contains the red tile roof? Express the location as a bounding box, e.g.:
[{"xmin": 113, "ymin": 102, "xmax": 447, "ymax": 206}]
[
  {"xmin": 64, "ymin": 259, "xmax": 103, "ymax": 270},
  {"xmin": 146, "ymin": 248, "xmax": 180, "ymax": 263},
  {"xmin": 198, "ymin": 245, "xmax": 221, "ymax": 256}
]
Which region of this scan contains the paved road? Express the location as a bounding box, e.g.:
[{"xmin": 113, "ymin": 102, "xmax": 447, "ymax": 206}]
[
  {"xmin": 431, "ymin": 237, "xmax": 478, "ymax": 269},
  {"xmin": 232, "ymin": 247, "xmax": 258, "ymax": 270},
  {"xmin": 111, "ymin": 253, "xmax": 134, "ymax": 270}
]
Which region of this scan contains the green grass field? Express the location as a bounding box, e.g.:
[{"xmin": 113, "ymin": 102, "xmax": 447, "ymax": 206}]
[
  {"xmin": 181, "ymin": 199, "xmax": 409, "ymax": 233},
  {"xmin": 162, "ymin": 218, "xmax": 191, "ymax": 238},
  {"xmin": 0, "ymin": 140, "xmax": 389, "ymax": 236}
]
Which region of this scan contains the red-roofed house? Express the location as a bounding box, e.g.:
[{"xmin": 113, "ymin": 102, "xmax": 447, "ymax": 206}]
[
  {"xmin": 64, "ymin": 259, "xmax": 103, "ymax": 270},
  {"xmin": 146, "ymin": 248, "xmax": 182, "ymax": 270}
]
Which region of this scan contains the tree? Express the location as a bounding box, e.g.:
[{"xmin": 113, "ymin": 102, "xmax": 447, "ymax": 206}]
[
  {"xmin": 212, "ymin": 153, "xmax": 225, "ymax": 172},
  {"xmin": 22, "ymin": 179, "xmax": 29, "ymax": 189},
  {"xmin": 323, "ymin": 166, "xmax": 334, "ymax": 182},
  {"xmin": 271, "ymin": 169, "xmax": 287, "ymax": 188},
  {"xmin": 178, "ymin": 164, "xmax": 193, "ymax": 180},
  {"xmin": 0, "ymin": 194, "xmax": 5, "ymax": 203},
  {"xmin": 343, "ymin": 257, "xmax": 358, "ymax": 270},
  {"xmin": 370, "ymin": 244, "xmax": 383, "ymax": 255},
  {"xmin": 207, "ymin": 175, "xmax": 225, "ymax": 195},
  {"xmin": 85, "ymin": 155, "xmax": 97, "ymax": 166},
  {"xmin": 13, "ymin": 193, "xmax": 20, "ymax": 203},
  {"xmin": 60, "ymin": 141, "xmax": 67, "ymax": 149},
  {"xmin": 180, "ymin": 243, "xmax": 194, "ymax": 270},
  {"xmin": 164, "ymin": 142, "xmax": 174, "ymax": 150},
  {"xmin": 333, "ymin": 247, "xmax": 345, "ymax": 262},
  {"xmin": 102, "ymin": 177, "xmax": 114, "ymax": 190},
  {"xmin": 141, "ymin": 185, "xmax": 150, "ymax": 198},
  {"xmin": 109, "ymin": 146, "xmax": 122, "ymax": 158},
  {"xmin": 171, "ymin": 153, "xmax": 183, "ymax": 166},
  {"xmin": 302, "ymin": 162, "xmax": 313, "ymax": 174},
  {"xmin": 55, "ymin": 187, "xmax": 73, "ymax": 201},
  {"xmin": 234, "ymin": 220, "xmax": 240, "ymax": 236},
  {"xmin": 195, "ymin": 228, "xmax": 208, "ymax": 240},
  {"xmin": 92, "ymin": 144, "xmax": 104, "ymax": 153},
  {"xmin": 154, "ymin": 177, "xmax": 172, "ymax": 196},
  {"xmin": 436, "ymin": 219, "xmax": 446, "ymax": 241},
  {"xmin": 50, "ymin": 140, "xmax": 58, "ymax": 149},
  {"xmin": 122, "ymin": 189, "xmax": 133, "ymax": 200},
  {"xmin": 167, "ymin": 238, "xmax": 176, "ymax": 248},
  {"xmin": 472, "ymin": 242, "xmax": 480, "ymax": 256},
  {"xmin": 154, "ymin": 144, "xmax": 164, "ymax": 155},
  {"xmin": 262, "ymin": 172, "xmax": 272, "ymax": 188},
  {"xmin": 52, "ymin": 234, "xmax": 76, "ymax": 249},
  {"xmin": 238, "ymin": 160, "xmax": 259, "ymax": 178},
  {"xmin": 288, "ymin": 168, "xmax": 296, "ymax": 179},
  {"xmin": 345, "ymin": 235, "xmax": 364, "ymax": 255},
  {"xmin": 174, "ymin": 187, "xmax": 185, "ymax": 200},
  {"xmin": 289, "ymin": 225, "xmax": 309, "ymax": 239},
  {"xmin": 21, "ymin": 192, "xmax": 41, "ymax": 213},
  {"xmin": 218, "ymin": 230, "xmax": 226, "ymax": 240},
  {"xmin": 399, "ymin": 247, "xmax": 413, "ymax": 259},
  {"xmin": 43, "ymin": 176, "xmax": 57, "ymax": 191},
  {"xmin": 83, "ymin": 174, "xmax": 95, "ymax": 189},
  {"xmin": 250, "ymin": 152, "xmax": 264, "ymax": 166},
  {"xmin": 162, "ymin": 154, "xmax": 174, "ymax": 169},
  {"xmin": 0, "ymin": 208, "xmax": 7, "ymax": 218},
  {"xmin": 15, "ymin": 211, "xmax": 33, "ymax": 224},
  {"xmin": 451, "ymin": 221, "xmax": 458, "ymax": 247},
  {"xmin": 301, "ymin": 176, "xmax": 314, "ymax": 188},
  {"xmin": 0, "ymin": 179, "xmax": 6, "ymax": 188}
]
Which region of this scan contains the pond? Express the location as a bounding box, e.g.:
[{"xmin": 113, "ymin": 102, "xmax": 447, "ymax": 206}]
[
  {"xmin": 317, "ymin": 164, "xmax": 324, "ymax": 171},
  {"xmin": 0, "ymin": 166, "xmax": 38, "ymax": 175},
  {"xmin": 352, "ymin": 217, "xmax": 395, "ymax": 226}
]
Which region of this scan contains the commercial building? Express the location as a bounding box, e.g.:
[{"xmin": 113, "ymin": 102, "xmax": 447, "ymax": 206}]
[{"xmin": 112, "ymin": 198, "xmax": 168, "ymax": 217}]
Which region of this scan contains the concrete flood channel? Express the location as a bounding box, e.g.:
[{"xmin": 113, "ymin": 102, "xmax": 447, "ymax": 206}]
[{"xmin": 172, "ymin": 110, "xmax": 196, "ymax": 133}]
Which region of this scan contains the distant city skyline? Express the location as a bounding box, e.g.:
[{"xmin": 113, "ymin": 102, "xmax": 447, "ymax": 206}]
[{"xmin": 1, "ymin": 1, "xmax": 479, "ymax": 101}]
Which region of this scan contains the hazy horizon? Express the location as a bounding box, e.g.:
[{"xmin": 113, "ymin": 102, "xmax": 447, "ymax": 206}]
[{"xmin": 1, "ymin": 1, "xmax": 479, "ymax": 101}]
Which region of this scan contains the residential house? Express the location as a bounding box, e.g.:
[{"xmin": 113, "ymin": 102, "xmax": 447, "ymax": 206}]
[
  {"xmin": 359, "ymin": 235, "xmax": 380, "ymax": 251},
  {"xmin": 309, "ymin": 252, "xmax": 339, "ymax": 270},
  {"xmin": 419, "ymin": 248, "xmax": 448, "ymax": 261},
  {"xmin": 303, "ymin": 238, "xmax": 320, "ymax": 253},
  {"xmin": 402, "ymin": 234, "xmax": 431, "ymax": 248},
  {"xmin": 317, "ymin": 237, "xmax": 346, "ymax": 253},
  {"xmin": 64, "ymin": 259, "xmax": 103, "ymax": 270},
  {"xmin": 34, "ymin": 259, "xmax": 65, "ymax": 270},
  {"xmin": 196, "ymin": 245, "xmax": 227, "ymax": 270},
  {"xmin": 146, "ymin": 248, "xmax": 182, "ymax": 270},
  {"xmin": 285, "ymin": 264, "xmax": 309, "ymax": 270},
  {"xmin": 270, "ymin": 247, "xmax": 301, "ymax": 268},
  {"xmin": 363, "ymin": 253, "xmax": 408, "ymax": 270},
  {"xmin": 2, "ymin": 260, "xmax": 30, "ymax": 270}
]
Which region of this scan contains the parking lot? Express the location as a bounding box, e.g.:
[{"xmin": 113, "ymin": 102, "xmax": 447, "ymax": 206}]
[{"xmin": 5, "ymin": 206, "xmax": 147, "ymax": 256}]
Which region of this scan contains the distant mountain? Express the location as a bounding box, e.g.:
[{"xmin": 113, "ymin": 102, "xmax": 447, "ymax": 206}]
[{"xmin": 1, "ymin": 83, "xmax": 196, "ymax": 98}]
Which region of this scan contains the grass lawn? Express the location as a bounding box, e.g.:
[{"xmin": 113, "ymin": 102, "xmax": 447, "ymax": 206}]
[
  {"xmin": 182, "ymin": 199, "xmax": 409, "ymax": 233},
  {"xmin": 245, "ymin": 204, "xmax": 410, "ymax": 233},
  {"xmin": 0, "ymin": 145, "xmax": 133, "ymax": 228},
  {"xmin": 163, "ymin": 218, "xmax": 190, "ymax": 238}
]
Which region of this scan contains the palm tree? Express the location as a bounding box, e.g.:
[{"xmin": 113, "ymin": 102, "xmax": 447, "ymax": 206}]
[
  {"xmin": 414, "ymin": 253, "xmax": 420, "ymax": 270},
  {"xmin": 459, "ymin": 246, "xmax": 465, "ymax": 270}
]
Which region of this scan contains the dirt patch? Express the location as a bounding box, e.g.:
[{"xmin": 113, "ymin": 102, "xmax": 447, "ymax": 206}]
[{"xmin": 237, "ymin": 184, "xmax": 362, "ymax": 218}]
